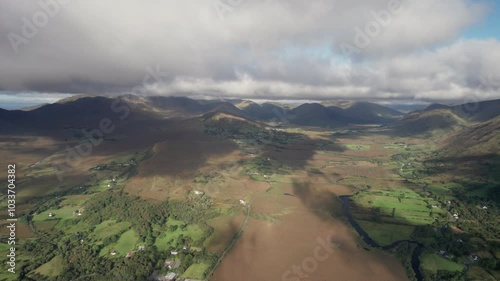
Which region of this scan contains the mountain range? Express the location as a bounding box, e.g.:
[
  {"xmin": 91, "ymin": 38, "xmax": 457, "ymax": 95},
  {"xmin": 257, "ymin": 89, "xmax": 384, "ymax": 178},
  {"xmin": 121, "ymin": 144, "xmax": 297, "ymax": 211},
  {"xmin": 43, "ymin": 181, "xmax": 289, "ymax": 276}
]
[{"xmin": 2, "ymin": 95, "xmax": 499, "ymax": 149}]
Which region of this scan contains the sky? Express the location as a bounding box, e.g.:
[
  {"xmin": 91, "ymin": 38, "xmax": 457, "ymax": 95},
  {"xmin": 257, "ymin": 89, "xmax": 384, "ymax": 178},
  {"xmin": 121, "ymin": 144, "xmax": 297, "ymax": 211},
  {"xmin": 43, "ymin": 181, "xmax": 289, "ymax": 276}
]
[{"xmin": 1, "ymin": 0, "xmax": 500, "ymax": 108}]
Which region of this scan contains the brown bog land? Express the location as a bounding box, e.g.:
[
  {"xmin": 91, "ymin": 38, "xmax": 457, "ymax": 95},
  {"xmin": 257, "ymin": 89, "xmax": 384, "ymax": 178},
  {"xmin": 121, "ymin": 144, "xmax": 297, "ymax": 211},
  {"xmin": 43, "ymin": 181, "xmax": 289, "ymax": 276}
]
[{"xmin": 211, "ymin": 181, "xmax": 409, "ymax": 281}]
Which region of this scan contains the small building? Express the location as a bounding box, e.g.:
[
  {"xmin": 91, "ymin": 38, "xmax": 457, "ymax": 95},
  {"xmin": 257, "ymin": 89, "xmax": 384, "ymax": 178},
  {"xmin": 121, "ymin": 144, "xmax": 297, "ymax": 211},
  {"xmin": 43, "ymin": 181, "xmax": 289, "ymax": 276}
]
[
  {"xmin": 193, "ymin": 190, "xmax": 204, "ymax": 196},
  {"xmin": 111, "ymin": 250, "xmax": 117, "ymax": 256},
  {"xmin": 165, "ymin": 272, "xmax": 177, "ymax": 281},
  {"xmin": 170, "ymin": 250, "xmax": 179, "ymax": 256},
  {"xmin": 182, "ymin": 245, "xmax": 190, "ymax": 251},
  {"xmin": 138, "ymin": 245, "xmax": 146, "ymax": 251},
  {"xmin": 164, "ymin": 260, "xmax": 180, "ymax": 269},
  {"xmin": 48, "ymin": 212, "xmax": 55, "ymax": 217},
  {"xmin": 482, "ymin": 206, "xmax": 488, "ymax": 210},
  {"xmin": 126, "ymin": 252, "xmax": 133, "ymax": 258},
  {"xmin": 239, "ymin": 199, "xmax": 246, "ymax": 206}
]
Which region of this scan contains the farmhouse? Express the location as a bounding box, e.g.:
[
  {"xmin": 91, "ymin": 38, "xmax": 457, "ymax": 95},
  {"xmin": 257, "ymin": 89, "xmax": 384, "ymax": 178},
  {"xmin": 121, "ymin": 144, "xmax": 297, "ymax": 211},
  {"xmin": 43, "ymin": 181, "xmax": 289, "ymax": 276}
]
[{"xmin": 165, "ymin": 272, "xmax": 177, "ymax": 281}]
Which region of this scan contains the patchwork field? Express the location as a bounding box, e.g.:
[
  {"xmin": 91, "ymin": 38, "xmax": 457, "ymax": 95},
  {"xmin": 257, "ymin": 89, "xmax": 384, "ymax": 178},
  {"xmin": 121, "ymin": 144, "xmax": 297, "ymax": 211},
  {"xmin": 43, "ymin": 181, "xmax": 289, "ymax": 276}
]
[
  {"xmin": 350, "ymin": 189, "xmax": 446, "ymax": 226},
  {"xmin": 1, "ymin": 112, "xmax": 497, "ymax": 281},
  {"xmin": 34, "ymin": 256, "xmax": 64, "ymax": 277},
  {"xmin": 154, "ymin": 219, "xmax": 207, "ymax": 251},
  {"xmin": 100, "ymin": 229, "xmax": 140, "ymax": 257},
  {"xmin": 421, "ymin": 253, "xmax": 464, "ymax": 273}
]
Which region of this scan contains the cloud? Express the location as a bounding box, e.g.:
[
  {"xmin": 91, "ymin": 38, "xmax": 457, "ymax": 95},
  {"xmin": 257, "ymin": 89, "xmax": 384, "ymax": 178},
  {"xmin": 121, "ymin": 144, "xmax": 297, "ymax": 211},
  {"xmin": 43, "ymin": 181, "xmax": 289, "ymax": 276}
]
[{"xmin": 0, "ymin": 0, "xmax": 498, "ymax": 103}]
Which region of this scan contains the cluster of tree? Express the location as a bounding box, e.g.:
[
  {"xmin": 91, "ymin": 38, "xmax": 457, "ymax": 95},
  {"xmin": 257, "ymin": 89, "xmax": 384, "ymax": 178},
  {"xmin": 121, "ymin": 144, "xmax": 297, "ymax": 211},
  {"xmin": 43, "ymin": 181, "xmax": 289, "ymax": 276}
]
[
  {"xmin": 167, "ymin": 200, "xmax": 219, "ymax": 224},
  {"xmin": 83, "ymin": 191, "xmax": 169, "ymax": 239},
  {"xmin": 17, "ymin": 191, "xmax": 219, "ymax": 280},
  {"xmin": 421, "ymin": 270, "xmax": 464, "ymax": 281},
  {"xmin": 392, "ymin": 242, "xmax": 418, "ymax": 281}
]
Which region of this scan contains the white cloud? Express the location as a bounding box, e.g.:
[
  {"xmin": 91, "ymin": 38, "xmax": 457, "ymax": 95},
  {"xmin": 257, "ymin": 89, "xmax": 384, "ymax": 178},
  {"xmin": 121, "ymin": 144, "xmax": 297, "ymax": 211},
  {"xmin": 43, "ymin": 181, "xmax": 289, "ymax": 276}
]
[{"xmin": 0, "ymin": 0, "xmax": 497, "ymax": 103}]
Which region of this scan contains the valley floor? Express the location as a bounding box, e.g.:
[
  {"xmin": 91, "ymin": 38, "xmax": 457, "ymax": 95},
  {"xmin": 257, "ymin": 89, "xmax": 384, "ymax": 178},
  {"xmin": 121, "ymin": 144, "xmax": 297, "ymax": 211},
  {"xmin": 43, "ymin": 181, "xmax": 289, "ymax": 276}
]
[{"xmin": 0, "ymin": 121, "xmax": 498, "ymax": 281}]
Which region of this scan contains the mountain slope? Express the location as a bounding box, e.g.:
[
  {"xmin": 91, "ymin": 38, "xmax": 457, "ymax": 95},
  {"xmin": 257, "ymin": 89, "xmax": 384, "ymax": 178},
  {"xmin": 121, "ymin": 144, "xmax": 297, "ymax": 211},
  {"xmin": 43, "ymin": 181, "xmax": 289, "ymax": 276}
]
[
  {"xmin": 289, "ymin": 103, "xmax": 339, "ymax": 126},
  {"xmin": 391, "ymin": 99, "xmax": 500, "ymax": 136},
  {"xmin": 322, "ymin": 101, "xmax": 403, "ymax": 124},
  {"xmin": 235, "ymin": 100, "xmax": 285, "ymax": 121},
  {"xmin": 390, "ymin": 109, "xmax": 467, "ymax": 136},
  {"xmin": 205, "ymin": 102, "xmax": 253, "ymax": 120},
  {"xmin": 450, "ymin": 99, "xmax": 500, "ymax": 123},
  {"xmin": 441, "ymin": 116, "xmax": 500, "ymax": 157},
  {"xmin": 341, "ymin": 102, "xmax": 404, "ymax": 124}
]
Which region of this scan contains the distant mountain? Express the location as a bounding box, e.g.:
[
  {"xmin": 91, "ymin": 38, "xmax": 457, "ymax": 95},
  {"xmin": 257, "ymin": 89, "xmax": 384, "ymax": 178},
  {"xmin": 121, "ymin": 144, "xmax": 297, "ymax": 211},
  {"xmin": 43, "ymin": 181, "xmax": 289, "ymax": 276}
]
[
  {"xmin": 2, "ymin": 95, "xmax": 498, "ymax": 134},
  {"xmin": 235, "ymin": 101, "xmax": 285, "ymax": 121},
  {"xmin": 0, "ymin": 95, "xmax": 159, "ymax": 132},
  {"xmin": 289, "ymin": 103, "xmax": 342, "ymax": 127},
  {"xmin": 205, "ymin": 102, "xmax": 253, "ymax": 120},
  {"xmin": 320, "ymin": 101, "xmax": 403, "ymax": 124},
  {"xmin": 423, "ymin": 103, "xmax": 450, "ymax": 111},
  {"xmin": 145, "ymin": 96, "xmax": 205, "ymax": 114},
  {"xmin": 391, "ymin": 99, "xmax": 500, "ymax": 136},
  {"xmin": 441, "ymin": 116, "xmax": 500, "ymax": 157},
  {"xmin": 390, "ymin": 109, "xmax": 466, "ymax": 136},
  {"xmin": 339, "ymin": 101, "xmax": 403, "ymax": 124},
  {"xmin": 450, "ymin": 99, "xmax": 500, "ymax": 123},
  {"xmin": 19, "ymin": 103, "xmax": 49, "ymax": 111},
  {"xmin": 382, "ymin": 103, "xmax": 428, "ymax": 113}
]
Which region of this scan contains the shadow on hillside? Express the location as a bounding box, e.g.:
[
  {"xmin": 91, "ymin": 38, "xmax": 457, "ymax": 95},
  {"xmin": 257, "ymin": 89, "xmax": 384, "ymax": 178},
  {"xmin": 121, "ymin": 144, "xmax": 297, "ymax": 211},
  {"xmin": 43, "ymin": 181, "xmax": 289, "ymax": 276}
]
[
  {"xmin": 258, "ymin": 132, "xmax": 346, "ymax": 171},
  {"xmin": 422, "ymin": 153, "xmax": 500, "ymax": 178},
  {"xmin": 292, "ymin": 180, "xmax": 339, "ymax": 221}
]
